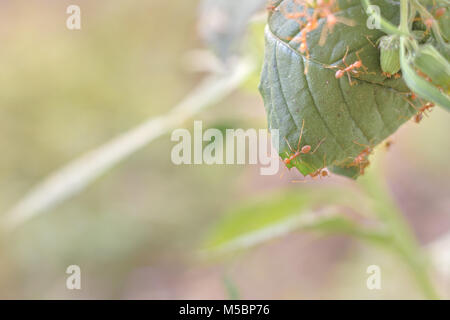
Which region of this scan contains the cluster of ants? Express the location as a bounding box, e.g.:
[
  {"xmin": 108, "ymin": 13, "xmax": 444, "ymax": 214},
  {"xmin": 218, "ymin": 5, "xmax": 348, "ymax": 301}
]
[
  {"xmin": 416, "ymin": 6, "xmax": 446, "ymax": 35},
  {"xmin": 282, "ymin": 119, "xmax": 374, "ymax": 180},
  {"xmin": 282, "ymin": 93, "xmax": 434, "ymax": 181},
  {"xmin": 268, "ymin": 0, "xmax": 354, "ymax": 55},
  {"xmin": 268, "ymin": 0, "xmax": 357, "ymax": 75},
  {"xmin": 268, "ymin": 1, "xmax": 438, "ymax": 179}
]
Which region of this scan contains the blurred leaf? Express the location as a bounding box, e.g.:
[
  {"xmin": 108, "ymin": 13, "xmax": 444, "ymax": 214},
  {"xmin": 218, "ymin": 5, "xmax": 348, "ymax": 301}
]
[
  {"xmin": 223, "ymin": 275, "xmax": 241, "ymax": 300},
  {"xmin": 357, "ymin": 150, "xmax": 440, "ymax": 299},
  {"xmin": 412, "ymin": 44, "xmax": 450, "ymax": 92},
  {"xmin": 259, "ymin": 0, "xmax": 417, "ymax": 178},
  {"xmin": 198, "ymin": 0, "xmax": 266, "ymax": 62},
  {"xmin": 437, "ymin": 6, "xmax": 450, "ymax": 42},
  {"xmin": 203, "ymin": 188, "xmax": 388, "ymax": 254},
  {"xmin": 400, "ymin": 39, "xmax": 450, "ymax": 111},
  {"xmin": 241, "ymin": 19, "xmax": 267, "ymax": 93}
]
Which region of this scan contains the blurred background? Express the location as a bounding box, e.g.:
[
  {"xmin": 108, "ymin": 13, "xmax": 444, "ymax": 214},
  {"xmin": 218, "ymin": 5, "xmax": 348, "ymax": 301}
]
[{"xmin": 0, "ymin": 0, "xmax": 449, "ymax": 299}]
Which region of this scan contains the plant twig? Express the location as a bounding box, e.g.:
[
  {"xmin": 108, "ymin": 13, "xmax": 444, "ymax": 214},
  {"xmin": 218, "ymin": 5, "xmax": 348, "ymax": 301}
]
[
  {"xmin": 1, "ymin": 57, "xmax": 255, "ymax": 231},
  {"xmin": 359, "ymin": 152, "xmax": 440, "ymax": 299}
]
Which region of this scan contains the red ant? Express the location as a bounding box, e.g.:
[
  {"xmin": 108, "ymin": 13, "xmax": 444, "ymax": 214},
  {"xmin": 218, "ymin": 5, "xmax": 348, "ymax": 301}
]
[
  {"xmin": 347, "ymin": 141, "xmax": 373, "ymax": 175},
  {"xmin": 280, "ymin": 2, "xmax": 318, "ymax": 73},
  {"xmin": 310, "ymin": 168, "xmax": 330, "ymax": 178},
  {"xmin": 416, "ymin": 69, "xmax": 433, "ymax": 82},
  {"xmin": 315, "ymin": 0, "xmax": 355, "ymax": 46},
  {"xmin": 414, "ymin": 102, "xmax": 435, "ymax": 123},
  {"xmin": 424, "ymin": 18, "xmax": 435, "ymax": 35},
  {"xmin": 298, "ymin": 19, "xmax": 318, "ymax": 54},
  {"xmin": 309, "ymin": 154, "xmax": 330, "ymax": 178},
  {"xmin": 401, "ymin": 93, "xmax": 435, "ymax": 124},
  {"xmin": 283, "ymin": 119, "xmax": 325, "ymax": 166},
  {"xmin": 266, "ymin": 0, "xmax": 279, "ymax": 13},
  {"xmin": 384, "ymin": 140, "xmax": 393, "ymax": 150},
  {"xmin": 327, "ymin": 47, "xmax": 369, "ymax": 86},
  {"xmin": 382, "ymin": 72, "xmax": 402, "ymax": 79}
]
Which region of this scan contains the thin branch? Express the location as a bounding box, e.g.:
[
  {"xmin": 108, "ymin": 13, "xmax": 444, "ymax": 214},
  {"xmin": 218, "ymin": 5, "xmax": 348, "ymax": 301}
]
[{"xmin": 1, "ymin": 57, "xmax": 255, "ymax": 231}]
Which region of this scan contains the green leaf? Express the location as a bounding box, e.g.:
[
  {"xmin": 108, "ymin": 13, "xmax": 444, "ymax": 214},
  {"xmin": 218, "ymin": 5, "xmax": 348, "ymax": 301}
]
[
  {"xmin": 259, "ymin": 0, "xmax": 417, "ymax": 178},
  {"xmin": 203, "ymin": 188, "xmax": 387, "ymax": 254}
]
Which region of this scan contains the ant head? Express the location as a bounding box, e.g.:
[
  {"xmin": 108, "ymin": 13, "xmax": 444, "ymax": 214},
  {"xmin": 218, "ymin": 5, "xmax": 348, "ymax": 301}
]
[{"xmin": 354, "ymin": 60, "xmax": 363, "ymax": 68}]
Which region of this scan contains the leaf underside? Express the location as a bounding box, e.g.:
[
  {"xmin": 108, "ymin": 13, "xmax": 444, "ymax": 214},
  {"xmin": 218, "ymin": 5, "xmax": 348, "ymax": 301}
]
[{"xmin": 259, "ymin": 0, "xmax": 417, "ymax": 178}]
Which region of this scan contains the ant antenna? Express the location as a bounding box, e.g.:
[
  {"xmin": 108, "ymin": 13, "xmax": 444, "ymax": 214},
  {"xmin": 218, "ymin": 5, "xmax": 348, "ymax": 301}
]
[{"xmin": 297, "ymin": 119, "xmax": 306, "ymax": 151}]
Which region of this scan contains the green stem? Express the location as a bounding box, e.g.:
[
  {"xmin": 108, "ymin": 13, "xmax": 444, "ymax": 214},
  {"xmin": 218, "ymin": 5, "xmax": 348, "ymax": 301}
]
[
  {"xmin": 360, "ymin": 155, "xmax": 439, "ymax": 299},
  {"xmin": 361, "ymin": 0, "xmax": 409, "ymax": 36},
  {"xmin": 400, "ymin": 0, "xmax": 409, "ymax": 34}
]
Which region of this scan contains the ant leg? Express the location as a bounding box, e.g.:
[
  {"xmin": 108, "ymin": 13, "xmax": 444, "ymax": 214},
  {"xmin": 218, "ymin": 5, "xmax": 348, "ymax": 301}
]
[
  {"xmin": 336, "ymin": 16, "xmax": 356, "ymax": 27},
  {"xmin": 296, "ymin": 119, "xmax": 306, "ymax": 151},
  {"xmin": 401, "ymin": 95, "xmax": 420, "ymax": 113},
  {"xmin": 311, "ymin": 137, "xmax": 326, "ymax": 154},
  {"xmin": 291, "ymin": 156, "xmax": 314, "ymax": 173},
  {"xmin": 291, "ymin": 179, "xmax": 308, "ymax": 183},
  {"xmin": 346, "ymin": 71, "xmax": 355, "ymax": 86},
  {"xmin": 318, "ymin": 25, "xmax": 329, "ymax": 46},
  {"xmin": 352, "ymin": 139, "xmax": 375, "ymax": 153},
  {"xmin": 284, "ymin": 137, "xmax": 295, "ymax": 153},
  {"xmin": 355, "ymin": 50, "xmax": 370, "ymax": 74},
  {"xmin": 352, "ymin": 140, "xmax": 369, "ymax": 148},
  {"xmin": 342, "ymin": 46, "xmax": 350, "ymax": 67},
  {"xmin": 365, "ymin": 35, "xmax": 376, "ymax": 48},
  {"xmin": 319, "ymin": 153, "xmax": 328, "ymax": 179}
]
